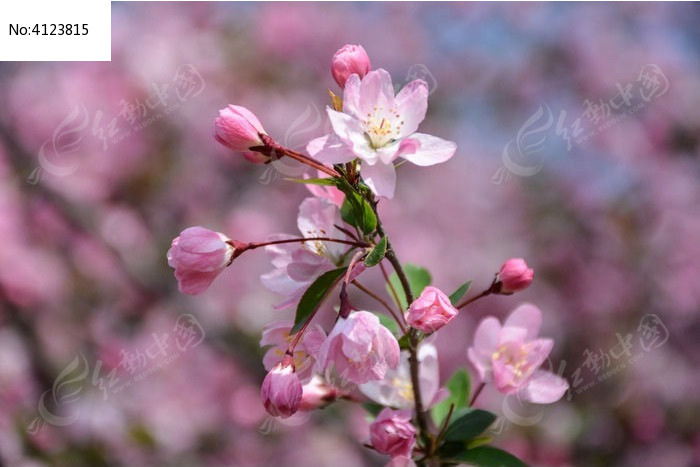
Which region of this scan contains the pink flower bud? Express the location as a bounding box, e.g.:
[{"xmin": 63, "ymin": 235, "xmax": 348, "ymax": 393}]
[
  {"xmin": 405, "ymin": 286, "xmax": 458, "ymax": 333},
  {"xmin": 331, "ymin": 44, "xmax": 371, "ymax": 88},
  {"xmin": 299, "ymin": 376, "xmax": 338, "ymax": 411},
  {"xmin": 214, "ymin": 105, "xmax": 267, "ymax": 155},
  {"xmin": 260, "ymin": 359, "xmax": 303, "ymax": 418},
  {"xmin": 498, "ymin": 258, "xmax": 534, "ymax": 293},
  {"xmin": 166, "ymin": 226, "xmax": 235, "ymax": 295},
  {"xmin": 369, "ymin": 408, "xmax": 416, "ymax": 458}
]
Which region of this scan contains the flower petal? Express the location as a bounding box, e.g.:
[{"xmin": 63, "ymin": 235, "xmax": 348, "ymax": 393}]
[
  {"xmin": 361, "ymin": 161, "xmax": 397, "ymax": 199},
  {"xmin": 395, "ymin": 79, "xmax": 429, "ymax": 137},
  {"xmin": 307, "ymin": 133, "xmax": 357, "ymax": 165},
  {"xmin": 326, "ymin": 108, "xmax": 376, "ymax": 162},
  {"xmin": 504, "ymin": 303, "xmax": 542, "ymax": 340},
  {"xmin": 398, "ymin": 133, "xmax": 457, "ymax": 167},
  {"xmin": 356, "ymin": 69, "xmax": 395, "ymax": 118},
  {"xmin": 520, "ymin": 370, "xmax": 569, "ymax": 404}
]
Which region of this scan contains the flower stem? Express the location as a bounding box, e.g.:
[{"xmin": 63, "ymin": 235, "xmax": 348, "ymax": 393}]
[
  {"xmin": 255, "ymin": 134, "xmax": 341, "ymax": 178},
  {"xmin": 470, "ymin": 382, "xmax": 486, "ymax": 406},
  {"xmin": 246, "ymin": 237, "xmax": 369, "ymax": 250},
  {"xmin": 455, "ymin": 278, "xmax": 500, "ymax": 310},
  {"xmin": 352, "ymin": 280, "xmax": 407, "ymax": 334}
]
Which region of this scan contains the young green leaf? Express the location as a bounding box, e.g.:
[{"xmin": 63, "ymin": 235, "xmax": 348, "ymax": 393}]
[
  {"xmin": 385, "ymin": 264, "xmax": 432, "ymax": 309},
  {"xmin": 449, "ymin": 281, "xmax": 472, "ymax": 305},
  {"xmin": 377, "ymin": 313, "xmax": 399, "ymax": 336},
  {"xmin": 447, "ymin": 446, "xmax": 528, "ymax": 467},
  {"xmin": 292, "ymin": 267, "xmax": 347, "ymax": 334},
  {"xmin": 362, "ymin": 402, "xmax": 384, "ymax": 417},
  {"xmin": 365, "ymin": 236, "xmax": 388, "ymax": 267},
  {"xmin": 431, "ymin": 369, "xmax": 471, "ymax": 425},
  {"xmin": 340, "ymin": 191, "xmax": 377, "ymax": 234},
  {"xmin": 443, "ymin": 408, "xmax": 497, "ymax": 442},
  {"xmin": 397, "ymin": 333, "xmax": 411, "ymax": 350}
]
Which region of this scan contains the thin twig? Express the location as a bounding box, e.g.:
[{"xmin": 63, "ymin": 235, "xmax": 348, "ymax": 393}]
[{"xmin": 352, "ymin": 280, "xmax": 407, "ymax": 334}]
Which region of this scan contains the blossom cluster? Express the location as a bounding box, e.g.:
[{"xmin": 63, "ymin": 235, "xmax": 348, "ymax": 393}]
[{"xmin": 167, "ymin": 44, "xmax": 568, "ymax": 466}]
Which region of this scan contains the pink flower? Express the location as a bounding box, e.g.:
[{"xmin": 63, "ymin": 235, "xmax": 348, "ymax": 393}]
[
  {"xmin": 261, "ymin": 358, "xmax": 303, "ymax": 418},
  {"xmin": 299, "ymin": 375, "xmax": 339, "ymax": 411},
  {"xmin": 467, "ymin": 304, "xmax": 569, "ymax": 404},
  {"xmin": 214, "ymin": 105, "xmax": 267, "ymax": 154},
  {"xmin": 261, "ymin": 197, "xmax": 350, "ymax": 308},
  {"xmin": 405, "ymin": 286, "xmax": 459, "ymax": 333},
  {"xmin": 369, "ymin": 408, "xmax": 416, "ymax": 458},
  {"xmin": 308, "ymin": 69, "xmax": 457, "ymax": 198},
  {"xmin": 317, "ymin": 311, "xmax": 400, "ymax": 385},
  {"xmin": 360, "ymin": 343, "xmax": 447, "ymax": 410},
  {"xmin": 260, "ymin": 321, "xmax": 326, "ymax": 381},
  {"xmin": 498, "ymin": 258, "xmax": 534, "ymax": 293},
  {"xmin": 331, "ymin": 44, "xmax": 371, "ymax": 88},
  {"xmin": 166, "ymin": 226, "xmax": 235, "ymax": 295}
]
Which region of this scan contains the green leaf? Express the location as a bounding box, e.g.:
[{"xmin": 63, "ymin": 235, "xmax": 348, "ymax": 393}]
[
  {"xmin": 362, "ymin": 402, "xmax": 383, "ymax": 417},
  {"xmin": 432, "ymin": 369, "xmax": 471, "ymax": 425},
  {"xmin": 340, "ymin": 191, "xmax": 376, "ymax": 234},
  {"xmin": 385, "ymin": 264, "xmax": 432, "ymax": 310},
  {"xmin": 449, "ymin": 281, "xmax": 472, "ymax": 306},
  {"xmin": 448, "ymin": 446, "xmax": 529, "ymax": 467},
  {"xmin": 365, "ymin": 236, "xmax": 388, "ymax": 267},
  {"xmin": 377, "ymin": 313, "xmax": 399, "ymax": 336},
  {"xmin": 292, "ymin": 267, "xmax": 347, "ymax": 334},
  {"xmin": 397, "ymin": 333, "xmax": 411, "ymax": 350},
  {"xmin": 443, "ymin": 408, "xmax": 497, "ymax": 442},
  {"xmin": 285, "ymin": 177, "xmax": 338, "ymax": 186}
]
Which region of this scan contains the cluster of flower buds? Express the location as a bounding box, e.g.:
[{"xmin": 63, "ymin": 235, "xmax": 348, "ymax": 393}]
[{"xmin": 167, "ymin": 44, "xmax": 567, "ymax": 467}]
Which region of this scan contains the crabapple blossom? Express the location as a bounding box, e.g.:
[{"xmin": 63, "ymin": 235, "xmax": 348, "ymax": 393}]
[
  {"xmin": 467, "ymin": 304, "xmax": 569, "ymax": 403},
  {"xmin": 316, "ymin": 311, "xmax": 400, "ymax": 385},
  {"xmin": 498, "ymin": 258, "xmax": 534, "ymax": 293},
  {"xmin": 308, "ymin": 68, "xmax": 457, "ymax": 198},
  {"xmin": 261, "ymin": 196, "xmax": 351, "ymax": 308},
  {"xmin": 260, "ymin": 321, "xmax": 326, "ymax": 381},
  {"xmin": 405, "ymin": 286, "xmax": 459, "ymax": 333},
  {"xmin": 166, "ymin": 226, "xmax": 235, "ymax": 295},
  {"xmin": 369, "ymin": 408, "xmax": 416, "ymax": 458},
  {"xmin": 331, "ymin": 44, "xmax": 371, "ymax": 88},
  {"xmin": 214, "ymin": 105, "xmax": 267, "ymax": 156},
  {"xmin": 360, "ymin": 343, "xmax": 446, "ymax": 410},
  {"xmin": 261, "ymin": 357, "xmax": 303, "ymax": 418}
]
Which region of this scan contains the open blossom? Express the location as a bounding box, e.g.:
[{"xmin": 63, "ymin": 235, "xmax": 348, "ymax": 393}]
[
  {"xmin": 261, "ymin": 358, "xmax": 303, "ymax": 418},
  {"xmin": 360, "ymin": 343, "xmax": 447, "ymax": 410},
  {"xmin": 308, "ymin": 68, "xmax": 457, "ymax": 198},
  {"xmin": 167, "ymin": 226, "xmax": 235, "ymax": 295},
  {"xmin": 369, "ymin": 408, "xmax": 416, "ymax": 458},
  {"xmin": 261, "ymin": 196, "xmax": 351, "ymax": 308},
  {"xmin": 214, "ymin": 105, "xmax": 267, "ymax": 159},
  {"xmin": 317, "ymin": 311, "xmax": 400, "ymax": 385},
  {"xmin": 467, "ymin": 304, "xmax": 569, "ymax": 404},
  {"xmin": 498, "ymin": 258, "xmax": 534, "ymax": 293},
  {"xmin": 331, "ymin": 44, "xmax": 371, "ymax": 88},
  {"xmin": 405, "ymin": 286, "xmax": 459, "ymax": 333},
  {"xmin": 260, "ymin": 321, "xmax": 326, "ymax": 381}
]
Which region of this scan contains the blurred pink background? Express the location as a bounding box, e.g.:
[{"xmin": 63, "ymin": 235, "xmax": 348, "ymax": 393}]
[{"xmin": 1, "ymin": 3, "xmax": 699, "ymax": 466}]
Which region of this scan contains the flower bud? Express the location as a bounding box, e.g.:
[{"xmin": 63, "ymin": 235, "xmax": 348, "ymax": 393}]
[
  {"xmin": 167, "ymin": 226, "xmax": 235, "ymax": 295},
  {"xmin": 369, "ymin": 408, "xmax": 416, "ymax": 458},
  {"xmin": 405, "ymin": 286, "xmax": 458, "ymax": 333},
  {"xmin": 214, "ymin": 105, "xmax": 267, "ymax": 156},
  {"xmin": 497, "ymin": 258, "xmax": 534, "ymax": 293},
  {"xmin": 260, "ymin": 358, "xmax": 302, "ymax": 418},
  {"xmin": 331, "ymin": 44, "xmax": 371, "ymax": 88}
]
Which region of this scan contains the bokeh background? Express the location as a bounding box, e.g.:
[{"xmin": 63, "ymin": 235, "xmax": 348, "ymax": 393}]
[{"xmin": 1, "ymin": 2, "xmax": 699, "ymax": 466}]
